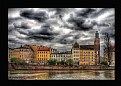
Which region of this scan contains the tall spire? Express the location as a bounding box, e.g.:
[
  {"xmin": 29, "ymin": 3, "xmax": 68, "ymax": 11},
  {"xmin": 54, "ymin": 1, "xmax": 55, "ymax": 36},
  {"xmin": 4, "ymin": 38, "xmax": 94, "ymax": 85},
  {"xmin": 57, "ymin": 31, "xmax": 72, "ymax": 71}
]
[{"xmin": 95, "ymin": 31, "xmax": 99, "ymax": 38}]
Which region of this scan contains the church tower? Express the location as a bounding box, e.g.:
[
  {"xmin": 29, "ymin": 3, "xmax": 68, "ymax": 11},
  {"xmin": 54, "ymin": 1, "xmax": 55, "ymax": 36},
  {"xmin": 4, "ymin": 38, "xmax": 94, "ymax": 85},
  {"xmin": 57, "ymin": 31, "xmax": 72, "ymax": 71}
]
[{"xmin": 94, "ymin": 31, "xmax": 100, "ymax": 64}]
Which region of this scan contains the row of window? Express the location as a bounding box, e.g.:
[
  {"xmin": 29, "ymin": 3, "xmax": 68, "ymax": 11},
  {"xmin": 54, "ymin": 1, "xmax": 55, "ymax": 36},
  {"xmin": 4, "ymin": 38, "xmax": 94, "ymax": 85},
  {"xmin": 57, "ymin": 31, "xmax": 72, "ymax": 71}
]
[
  {"xmin": 80, "ymin": 52, "xmax": 95, "ymax": 54},
  {"xmin": 74, "ymin": 58, "xmax": 79, "ymax": 60},
  {"xmin": 38, "ymin": 55, "xmax": 48, "ymax": 57},
  {"xmin": 74, "ymin": 51, "xmax": 79, "ymax": 53},
  {"xmin": 38, "ymin": 58, "xmax": 48, "ymax": 60},
  {"xmin": 80, "ymin": 54, "xmax": 95, "ymax": 56},
  {"xmin": 80, "ymin": 63, "xmax": 95, "ymax": 65},
  {"xmin": 74, "ymin": 55, "xmax": 79, "ymax": 57},
  {"xmin": 80, "ymin": 60, "xmax": 94, "ymax": 61},
  {"xmin": 74, "ymin": 48, "xmax": 79, "ymax": 50},
  {"xmin": 38, "ymin": 51, "xmax": 49, "ymax": 53},
  {"xmin": 51, "ymin": 55, "xmax": 71, "ymax": 57}
]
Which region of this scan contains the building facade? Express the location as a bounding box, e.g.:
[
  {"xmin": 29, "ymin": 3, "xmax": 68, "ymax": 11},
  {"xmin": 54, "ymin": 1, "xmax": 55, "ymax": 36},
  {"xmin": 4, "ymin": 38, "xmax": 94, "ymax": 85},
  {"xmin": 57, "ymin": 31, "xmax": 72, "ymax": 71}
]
[
  {"xmin": 72, "ymin": 31, "xmax": 100, "ymax": 65},
  {"xmin": 104, "ymin": 45, "xmax": 115, "ymax": 66},
  {"xmin": 30, "ymin": 45, "xmax": 50, "ymax": 65},
  {"xmin": 8, "ymin": 48, "xmax": 14, "ymax": 63},
  {"xmin": 72, "ymin": 42, "xmax": 80, "ymax": 65},
  {"xmin": 12, "ymin": 45, "xmax": 34, "ymax": 63},
  {"xmin": 51, "ymin": 51, "xmax": 72, "ymax": 62},
  {"xmin": 80, "ymin": 47, "xmax": 96, "ymax": 65}
]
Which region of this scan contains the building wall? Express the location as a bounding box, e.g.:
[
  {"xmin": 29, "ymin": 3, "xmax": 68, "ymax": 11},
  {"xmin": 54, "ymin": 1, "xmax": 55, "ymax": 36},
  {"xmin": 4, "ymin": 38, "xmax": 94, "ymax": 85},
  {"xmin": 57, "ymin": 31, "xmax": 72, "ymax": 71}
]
[
  {"xmin": 72, "ymin": 48, "xmax": 80, "ymax": 65},
  {"xmin": 8, "ymin": 49, "xmax": 14, "ymax": 62},
  {"xmin": 110, "ymin": 51, "xmax": 115, "ymax": 66},
  {"xmin": 80, "ymin": 50, "xmax": 95, "ymax": 65},
  {"xmin": 13, "ymin": 48, "xmax": 34, "ymax": 63},
  {"xmin": 50, "ymin": 53, "xmax": 72, "ymax": 62},
  {"xmin": 30, "ymin": 45, "xmax": 51, "ymax": 64},
  {"xmin": 36, "ymin": 51, "xmax": 50, "ymax": 63}
]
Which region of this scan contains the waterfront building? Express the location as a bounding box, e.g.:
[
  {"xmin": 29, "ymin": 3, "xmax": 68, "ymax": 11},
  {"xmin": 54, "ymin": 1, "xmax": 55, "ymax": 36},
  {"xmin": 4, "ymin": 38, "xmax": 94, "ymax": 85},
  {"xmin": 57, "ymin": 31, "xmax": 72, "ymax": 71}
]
[
  {"xmin": 104, "ymin": 45, "xmax": 115, "ymax": 66},
  {"xmin": 50, "ymin": 48, "xmax": 58, "ymax": 60},
  {"xmin": 50, "ymin": 48, "xmax": 58, "ymax": 53},
  {"xmin": 30, "ymin": 45, "xmax": 50, "ymax": 65},
  {"xmin": 80, "ymin": 47, "xmax": 96, "ymax": 65},
  {"xmin": 72, "ymin": 31, "xmax": 100, "ymax": 65},
  {"xmin": 72, "ymin": 42, "xmax": 80, "ymax": 65},
  {"xmin": 110, "ymin": 46, "xmax": 115, "ymax": 66},
  {"xmin": 13, "ymin": 45, "xmax": 34, "ymax": 63},
  {"xmin": 8, "ymin": 48, "xmax": 14, "ymax": 63},
  {"xmin": 50, "ymin": 51, "xmax": 72, "ymax": 62}
]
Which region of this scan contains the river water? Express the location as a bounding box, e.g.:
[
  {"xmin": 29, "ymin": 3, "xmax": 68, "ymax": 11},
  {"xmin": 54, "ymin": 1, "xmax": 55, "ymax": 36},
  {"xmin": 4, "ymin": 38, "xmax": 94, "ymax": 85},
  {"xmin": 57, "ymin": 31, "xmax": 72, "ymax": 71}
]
[{"xmin": 8, "ymin": 70, "xmax": 115, "ymax": 80}]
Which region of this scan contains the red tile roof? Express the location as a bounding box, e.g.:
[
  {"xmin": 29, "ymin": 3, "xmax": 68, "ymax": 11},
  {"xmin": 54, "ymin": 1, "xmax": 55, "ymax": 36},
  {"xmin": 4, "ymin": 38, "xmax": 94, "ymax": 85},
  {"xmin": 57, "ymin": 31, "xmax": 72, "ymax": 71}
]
[{"xmin": 37, "ymin": 46, "xmax": 50, "ymax": 51}]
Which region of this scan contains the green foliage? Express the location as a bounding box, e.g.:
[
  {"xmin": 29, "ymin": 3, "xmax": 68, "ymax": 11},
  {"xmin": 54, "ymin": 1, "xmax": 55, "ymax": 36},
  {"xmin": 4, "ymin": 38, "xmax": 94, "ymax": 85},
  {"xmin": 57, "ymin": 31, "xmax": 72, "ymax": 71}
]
[
  {"xmin": 31, "ymin": 58, "xmax": 36, "ymax": 63},
  {"xmin": 66, "ymin": 59, "xmax": 73, "ymax": 66},
  {"xmin": 11, "ymin": 57, "xmax": 26, "ymax": 65},
  {"xmin": 101, "ymin": 61, "xmax": 108, "ymax": 65},
  {"xmin": 60, "ymin": 60, "xmax": 65, "ymax": 65},
  {"xmin": 48, "ymin": 59, "xmax": 56, "ymax": 65},
  {"xmin": 11, "ymin": 57, "xmax": 20, "ymax": 63}
]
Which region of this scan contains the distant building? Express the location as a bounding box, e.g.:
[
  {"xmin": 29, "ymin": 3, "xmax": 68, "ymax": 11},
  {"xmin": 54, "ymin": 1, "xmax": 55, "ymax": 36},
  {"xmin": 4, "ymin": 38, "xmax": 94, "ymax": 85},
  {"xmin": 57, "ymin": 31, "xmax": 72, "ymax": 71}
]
[
  {"xmin": 30, "ymin": 45, "xmax": 50, "ymax": 65},
  {"xmin": 72, "ymin": 31, "xmax": 100, "ymax": 65},
  {"xmin": 110, "ymin": 46, "xmax": 115, "ymax": 66},
  {"xmin": 80, "ymin": 47, "xmax": 96, "ymax": 65},
  {"xmin": 50, "ymin": 48, "xmax": 58, "ymax": 60},
  {"xmin": 104, "ymin": 45, "xmax": 115, "ymax": 66},
  {"xmin": 8, "ymin": 48, "xmax": 14, "ymax": 63},
  {"xmin": 12, "ymin": 45, "xmax": 34, "ymax": 63},
  {"xmin": 72, "ymin": 42, "xmax": 80, "ymax": 65},
  {"xmin": 51, "ymin": 51, "xmax": 72, "ymax": 62}
]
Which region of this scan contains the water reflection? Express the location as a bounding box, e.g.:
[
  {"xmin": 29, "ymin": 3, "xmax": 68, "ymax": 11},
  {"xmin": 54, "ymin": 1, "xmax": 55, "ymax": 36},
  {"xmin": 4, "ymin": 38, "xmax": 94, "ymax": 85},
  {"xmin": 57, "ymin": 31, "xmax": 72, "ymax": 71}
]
[{"xmin": 8, "ymin": 70, "xmax": 115, "ymax": 80}]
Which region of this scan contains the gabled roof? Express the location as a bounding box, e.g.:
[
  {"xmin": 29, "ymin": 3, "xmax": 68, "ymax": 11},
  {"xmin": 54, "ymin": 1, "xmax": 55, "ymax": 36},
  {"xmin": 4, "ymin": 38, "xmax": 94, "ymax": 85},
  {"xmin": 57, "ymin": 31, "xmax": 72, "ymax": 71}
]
[
  {"xmin": 72, "ymin": 41, "xmax": 79, "ymax": 48},
  {"xmin": 80, "ymin": 45, "xmax": 95, "ymax": 50}
]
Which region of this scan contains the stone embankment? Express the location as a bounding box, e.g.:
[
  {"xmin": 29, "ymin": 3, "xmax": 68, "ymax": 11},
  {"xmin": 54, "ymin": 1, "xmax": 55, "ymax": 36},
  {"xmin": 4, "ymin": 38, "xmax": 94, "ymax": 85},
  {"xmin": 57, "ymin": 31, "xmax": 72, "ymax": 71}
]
[{"xmin": 8, "ymin": 63, "xmax": 115, "ymax": 70}]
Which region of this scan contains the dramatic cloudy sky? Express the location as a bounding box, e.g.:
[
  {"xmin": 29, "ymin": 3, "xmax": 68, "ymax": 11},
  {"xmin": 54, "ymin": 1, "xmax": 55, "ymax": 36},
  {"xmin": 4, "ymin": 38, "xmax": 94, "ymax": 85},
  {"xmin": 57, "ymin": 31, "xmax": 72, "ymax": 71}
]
[{"xmin": 8, "ymin": 8, "xmax": 115, "ymax": 56}]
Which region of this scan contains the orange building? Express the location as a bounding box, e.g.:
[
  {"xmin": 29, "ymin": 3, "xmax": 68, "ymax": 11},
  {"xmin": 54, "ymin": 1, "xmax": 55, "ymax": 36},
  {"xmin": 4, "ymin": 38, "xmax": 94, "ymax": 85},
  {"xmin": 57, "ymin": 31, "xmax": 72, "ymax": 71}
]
[
  {"xmin": 12, "ymin": 45, "xmax": 34, "ymax": 63},
  {"xmin": 30, "ymin": 45, "xmax": 50, "ymax": 65}
]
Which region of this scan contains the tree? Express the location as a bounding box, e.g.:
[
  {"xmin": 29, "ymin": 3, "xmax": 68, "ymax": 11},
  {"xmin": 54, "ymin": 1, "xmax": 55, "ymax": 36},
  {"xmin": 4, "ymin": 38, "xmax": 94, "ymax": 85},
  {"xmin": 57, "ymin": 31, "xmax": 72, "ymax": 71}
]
[
  {"xmin": 66, "ymin": 59, "xmax": 73, "ymax": 66},
  {"xmin": 101, "ymin": 61, "xmax": 108, "ymax": 65},
  {"xmin": 31, "ymin": 58, "xmax": 36, "ymax": 63},
  {"xmin": 11, "ymin": 57, "xmax": 20, "ymax": 63},
  {"xmin": 48, "ymin": 59, "xmax": 56, "ymax": 65},
  {"xmin": 60, "ymin": 60, "xmax": 65, "ymax": 65},
  {"xmin": 104, "ymin": 32, "xmax": 111, "ymax": 66},
  {"xmin": 11, "ymin": 57, "xmax": 26, "ymax": 65}
]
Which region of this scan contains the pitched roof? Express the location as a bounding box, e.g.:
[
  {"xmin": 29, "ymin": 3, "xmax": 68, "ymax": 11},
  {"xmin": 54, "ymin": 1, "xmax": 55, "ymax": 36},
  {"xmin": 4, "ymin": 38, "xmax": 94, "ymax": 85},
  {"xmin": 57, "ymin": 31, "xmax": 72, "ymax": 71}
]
[
  {"xmin": 72, "ymin": 41, "xmax": 79, "ymax": 48},
  {"xmin": 37, "ymin": 46, "xmax": 50, "ymax": 51},
  {"xmin": 80, "ymin": 45, "xmax": 95, "ymax": 50}
]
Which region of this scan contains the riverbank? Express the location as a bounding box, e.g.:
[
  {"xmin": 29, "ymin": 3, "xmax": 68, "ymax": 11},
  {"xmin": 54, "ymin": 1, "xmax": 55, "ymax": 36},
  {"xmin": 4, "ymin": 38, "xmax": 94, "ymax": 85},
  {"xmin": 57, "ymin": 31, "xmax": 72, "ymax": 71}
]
[
  {"xmin": 8, "ymin": 70, "xmax": 115, "ymax": 80},
  {"xmin": 8, "ymin": 63, "xmax": 115, "ymax": 70}
]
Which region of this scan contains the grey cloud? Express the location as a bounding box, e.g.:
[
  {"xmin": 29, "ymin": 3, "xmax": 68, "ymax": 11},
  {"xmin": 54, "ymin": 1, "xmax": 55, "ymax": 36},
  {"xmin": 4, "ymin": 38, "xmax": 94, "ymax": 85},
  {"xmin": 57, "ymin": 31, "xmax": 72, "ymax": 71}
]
[
  {"xmin": 20, "ymin": 9, "xmax": 49, "ymax": 22},
  {"xmin": 8, "ymin": 8, "xmax": 115, "ymax": 56}
]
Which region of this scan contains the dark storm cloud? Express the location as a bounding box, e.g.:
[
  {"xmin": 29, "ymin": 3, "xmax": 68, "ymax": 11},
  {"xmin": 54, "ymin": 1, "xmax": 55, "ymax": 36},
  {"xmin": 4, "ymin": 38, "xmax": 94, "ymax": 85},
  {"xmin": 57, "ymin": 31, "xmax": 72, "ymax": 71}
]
[
  {"xmin": 58, "ymin": 36, "xmax": 74, "ymax": 44},
  {"xmin": 8, "ymin": 17, "xmax": 22, "ymax": 24},
  {"xmin": 91, "ymin": 8, "xmax": 114, "ymax": 18},
  {"xmin": 8, "ymin": 8, "xmax": 115, "ymax": 56},
  {"xmin": 67, "ymin": 17, "xmax": 93, "ymax": 31},
  {"xmin": 91, "ymin": 21, "xmax": 110, "ymax": 27},
  {"xmin": 48, "ymin": 8, "xmax": 69, "ymax": 15},
  {"xmin": 13, "ymin": 22, "xmax": 30, "ymax": 29},
  {"xmin": 28, "ymin": 24, "xmax": 60, "ymax": 37},
  {"xmin": 8, "ymin": 38, "xmax": 22, "ymax": 44},
  {"xmin": 76, "ymin": 8, "xmax": 96, "ymax": 18},
  {"xmin": 27, "ymin": 35, "xmax": 54, "ymax": 41},
  {"xmin": 20, "ymin": 9, "xmax": 49, "ymax": 22}
]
